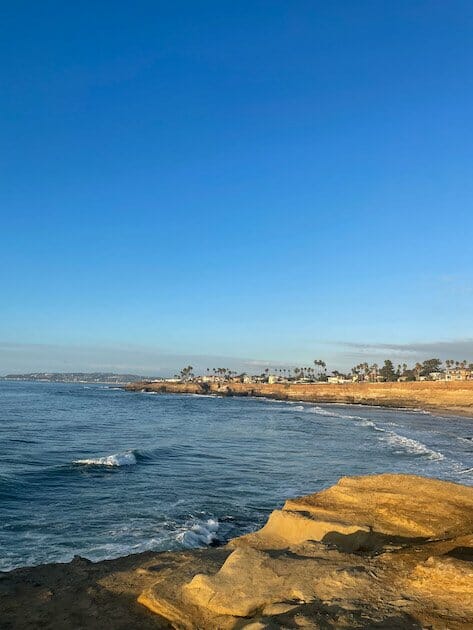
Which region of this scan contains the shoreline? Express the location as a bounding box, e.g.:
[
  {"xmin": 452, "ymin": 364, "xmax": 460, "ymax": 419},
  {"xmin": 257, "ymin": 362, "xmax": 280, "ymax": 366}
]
[
  {"xmin": 2, "ymin": 474, "xmax": 473, "ymax": 628},
  {"xmin": 125, "ymin": 379, "xmax": 473, "ymax": 418}
]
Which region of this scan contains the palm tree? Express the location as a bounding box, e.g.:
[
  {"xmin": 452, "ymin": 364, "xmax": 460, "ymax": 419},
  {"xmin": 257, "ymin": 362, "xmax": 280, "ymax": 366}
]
[{"xmin": 414, "ymin": 362, "xmax": 422, "ymax": 380}]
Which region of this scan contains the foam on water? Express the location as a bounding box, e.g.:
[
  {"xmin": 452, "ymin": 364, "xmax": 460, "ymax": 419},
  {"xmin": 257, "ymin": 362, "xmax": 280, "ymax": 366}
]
[
  {"xmin": 356, "ymin": 418, "xmax": 386, "ymax": 432},
  {"xmin": 380, "ymin": 432, "xmax": 444, "ymax": 460},
  {"xmin": 176, "ymin": 518, "xmax": 219, "ymax": 548},
  {"xmin": 308, "ymin": 406, "xmax": 365, "ymax": 421},
  {"xmin": 353, "ymin": 417, "xmax": 446, "ymax": 460},
  {"xmin": 73, "ymin": 451, "xmax": 137, "ymax": 467}
]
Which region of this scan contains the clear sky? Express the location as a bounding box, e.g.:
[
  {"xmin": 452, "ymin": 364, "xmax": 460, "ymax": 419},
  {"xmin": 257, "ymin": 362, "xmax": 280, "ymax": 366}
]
[{"xmin": 2, "ymin": 1, "xmax": 473, "ymax": 375}]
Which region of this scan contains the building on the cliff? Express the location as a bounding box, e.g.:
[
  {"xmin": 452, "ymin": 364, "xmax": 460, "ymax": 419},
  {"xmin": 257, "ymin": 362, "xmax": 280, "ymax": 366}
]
[
  {"xmin": 327, "ymin": 375, "xmax": 352, "ymax": 384},
  {"xmin": 428, "ymin": 371, "xmax": 445, "ymax": 381},
  {"xmin": 445, "ymin": 367, "xmax": 473, "ymax": 381}
]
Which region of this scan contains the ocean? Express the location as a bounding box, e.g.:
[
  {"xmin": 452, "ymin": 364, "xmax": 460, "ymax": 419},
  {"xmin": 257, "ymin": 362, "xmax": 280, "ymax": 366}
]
[{"xmin": 1, "ymin": 381, "xmax": 472, "ymax": 572}]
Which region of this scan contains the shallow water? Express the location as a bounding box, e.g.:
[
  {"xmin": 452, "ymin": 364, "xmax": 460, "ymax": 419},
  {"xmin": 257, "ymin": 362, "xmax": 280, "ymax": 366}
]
[{"xmin": 1, "ymin": 381, "xmax": 472, "ymax": 571}]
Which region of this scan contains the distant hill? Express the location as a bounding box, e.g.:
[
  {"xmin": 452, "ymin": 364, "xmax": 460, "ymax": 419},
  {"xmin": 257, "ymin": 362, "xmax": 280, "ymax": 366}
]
[{"xmin": 0, "ymin": 372, "xmax": 154, "ymax": 384}]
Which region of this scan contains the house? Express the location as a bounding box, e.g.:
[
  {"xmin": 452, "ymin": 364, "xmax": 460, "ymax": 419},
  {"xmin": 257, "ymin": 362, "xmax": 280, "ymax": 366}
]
[
  {"xmin": 327, "ymin": 375, "xmax": 351, "ymax": 384},
  {"xmin": 429, "ymin": 372, "xmax": 445, "ymax": 381},
  {"xmin": 445, "ymin": 368, "xmax": 473, "ymax": 381}
]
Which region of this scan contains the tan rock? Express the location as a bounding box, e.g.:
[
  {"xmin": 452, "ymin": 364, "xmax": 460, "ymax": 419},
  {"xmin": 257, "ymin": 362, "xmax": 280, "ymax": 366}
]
[
  {"xmin": 407, "ymin": 555, "xmax": 473, "ymax": 617},
  {"xmin": 139, "ymin": 474, "xmax": 473, "ymax": 629},
  {"xmin": 284, "ymin": 473, "xmax": 473, "ymax": 540}
]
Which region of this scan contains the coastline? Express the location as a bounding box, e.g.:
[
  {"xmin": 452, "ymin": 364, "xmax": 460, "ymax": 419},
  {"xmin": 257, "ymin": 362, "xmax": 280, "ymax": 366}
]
[
  {"xmin": 125, "ymin": 380, "xmax": 473, "ymax": 418},
  {"xmin": 2, "ymin": 473, "xmax": 473, "ymax": 629}
]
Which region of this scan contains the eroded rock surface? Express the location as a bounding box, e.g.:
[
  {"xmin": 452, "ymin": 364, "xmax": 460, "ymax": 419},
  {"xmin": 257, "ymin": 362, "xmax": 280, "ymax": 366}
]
[{"xmin": 139, "ymin": 474, "xmax": 473, "ymax": 629}]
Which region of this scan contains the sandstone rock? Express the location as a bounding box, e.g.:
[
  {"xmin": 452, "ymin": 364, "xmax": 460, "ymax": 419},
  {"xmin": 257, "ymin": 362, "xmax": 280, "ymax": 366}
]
[
  {"xmin": 406, "ymin": 554, "xmax": 473, "ymax": 617},
  {"xmin": 285, "ymin": 473, "xmax": 473, "ymax": 540},
  {"xmin": 139, "ymin": 474, "xmax": 473, "ymax": 628}
]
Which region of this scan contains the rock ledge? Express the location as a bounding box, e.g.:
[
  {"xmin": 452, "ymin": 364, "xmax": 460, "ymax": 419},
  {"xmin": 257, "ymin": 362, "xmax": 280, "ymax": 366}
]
[{"xmin": 139, "ymin": 474, "xmax": 473, "ymax": 629}]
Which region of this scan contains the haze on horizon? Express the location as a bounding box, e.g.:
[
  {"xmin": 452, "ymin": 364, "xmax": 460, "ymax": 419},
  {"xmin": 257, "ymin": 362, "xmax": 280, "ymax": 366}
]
[{"xmin": 2, "ymin": 2, "xmax": 473, "ymax": 375}]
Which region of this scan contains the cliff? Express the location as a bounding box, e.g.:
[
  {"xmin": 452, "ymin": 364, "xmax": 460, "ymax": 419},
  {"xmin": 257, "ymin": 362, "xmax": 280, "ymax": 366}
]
[
  {"xmin": 2, "ymin": 474, "xmax": 473, "ymax": 629},
  {"xmin": 125, "ymin": 380, "xmax": 473, "ymax": 417},
  {"xmin": 139, "ymin": 473, "xmax": 473, "ymax": 629}
]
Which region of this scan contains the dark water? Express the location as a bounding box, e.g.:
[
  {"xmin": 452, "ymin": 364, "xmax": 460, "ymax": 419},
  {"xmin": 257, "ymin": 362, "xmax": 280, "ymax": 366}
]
[{"xmin": 1, "ymin": 381, "xmax": 472, "ymax": 571}]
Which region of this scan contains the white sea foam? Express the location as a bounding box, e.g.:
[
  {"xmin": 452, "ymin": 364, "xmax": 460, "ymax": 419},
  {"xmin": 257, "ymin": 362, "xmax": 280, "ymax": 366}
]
[
  {"xmin": 356, "ymin": 419, "xmax": 386, "ymax": 432},
  {"xmin": 380, "ymin": 432, "xmax": 444, "ymax": 460},
  {"xmin": 308, "ymin": 406, "xmax": 365, "ymax": 421},
  {"xmin": 73, "ymin": 451, "xmax": 137, "ymax": 467},
  {"xmin": 176, "ymin": 518, "xmax": 219, "ymax": 548}
]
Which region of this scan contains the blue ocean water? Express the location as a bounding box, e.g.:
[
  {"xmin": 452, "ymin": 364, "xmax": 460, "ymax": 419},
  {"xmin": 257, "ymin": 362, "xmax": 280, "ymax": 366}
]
[{"xmin": 1, "ymin": 381, "xmax": 472, "ymax": 572}]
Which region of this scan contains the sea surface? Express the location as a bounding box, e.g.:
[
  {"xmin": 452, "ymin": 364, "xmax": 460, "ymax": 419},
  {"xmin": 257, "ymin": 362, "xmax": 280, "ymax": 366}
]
[{"xmin": 1, "ymin": 381, "xmax": 472, "ymax": 572}]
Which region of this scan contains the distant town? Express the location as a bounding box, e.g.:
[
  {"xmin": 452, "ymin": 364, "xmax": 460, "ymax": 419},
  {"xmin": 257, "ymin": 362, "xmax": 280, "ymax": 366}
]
[
  {"xmin": 160, "ymin": 358, "xmax": 473, "ymax": 385},
  {"xmin": 3, "ymin": 358, "xmax": 473, "ymax": 386}
]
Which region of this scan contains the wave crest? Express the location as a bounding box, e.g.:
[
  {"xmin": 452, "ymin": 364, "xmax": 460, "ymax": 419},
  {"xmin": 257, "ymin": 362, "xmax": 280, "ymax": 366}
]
[
  {"xmin": 73, "ymin": 451, "xmax": 137, "ymax": 467},
  {"xmin": 380, "ymin": 433, "xmax": 444, "ymax": 460},
  {"xmin": 176, "ymin": 518, "xmax": 219, "ymax": 548}
]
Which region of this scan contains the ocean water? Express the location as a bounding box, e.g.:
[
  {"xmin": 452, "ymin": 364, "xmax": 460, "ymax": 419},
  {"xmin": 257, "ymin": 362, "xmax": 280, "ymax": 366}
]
[{"xmin": 1, "ymin": 381, "xmax": 472, "ymax": 572}]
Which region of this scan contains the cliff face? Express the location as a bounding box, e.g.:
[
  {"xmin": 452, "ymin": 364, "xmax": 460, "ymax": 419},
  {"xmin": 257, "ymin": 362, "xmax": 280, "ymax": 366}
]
[{"xmin": 125, "ymin": 380, "xmax": 473, "ymax": 416}]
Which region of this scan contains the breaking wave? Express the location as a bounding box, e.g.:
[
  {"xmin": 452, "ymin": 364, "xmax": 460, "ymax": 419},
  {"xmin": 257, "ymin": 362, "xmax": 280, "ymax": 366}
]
[
  {"xmin": 176, "ymin": 518, "xmax": 219, "ymax": 548},
  {"xmin": 308, "ymin": 406, "xmax": 365, "ymax": 421},
  {"xmin": 380, "ymin": 432, "xmax": 444, "ymax": 460},
  {"xmin": 73, "ymin": 451, "xmax": 137, "ymax": 467},
  {"xmin": 354, "ymin": 418, "xmax": 445, "ymax": 460}
]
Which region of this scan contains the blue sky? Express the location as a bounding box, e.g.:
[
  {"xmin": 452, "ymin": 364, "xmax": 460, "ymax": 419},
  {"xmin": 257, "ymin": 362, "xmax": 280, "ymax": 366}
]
[{"xmin": 1, "ymin": 1, "xmax": 473, "ymax": 375}]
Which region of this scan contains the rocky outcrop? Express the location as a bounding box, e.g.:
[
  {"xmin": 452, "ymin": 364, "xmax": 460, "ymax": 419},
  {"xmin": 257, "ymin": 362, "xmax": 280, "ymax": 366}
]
[
  {"xmin": 139, "ymin": 474, "xmax": 473, "ymax": 629},
  {"xmin": 125, "ymin": 380, "xmax": 473, "ymax": 417},
  {"xmin": 3, "ymin": 474, "xmax": 473, "ymax": 629}
]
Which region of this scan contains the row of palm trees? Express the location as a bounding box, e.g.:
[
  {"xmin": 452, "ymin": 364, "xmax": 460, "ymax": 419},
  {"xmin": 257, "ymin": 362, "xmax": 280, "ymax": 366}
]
[
  {"xmin": 176, "ymin": 358, "xmax": 473, "ymax": 384},
  {"xmin": 198, "ymin": 360, "xmax": 329, "ymax": 382}
]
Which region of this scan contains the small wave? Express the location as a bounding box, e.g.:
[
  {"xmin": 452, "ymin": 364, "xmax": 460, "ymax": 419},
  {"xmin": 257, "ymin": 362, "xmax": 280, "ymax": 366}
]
[
  {"xmin": 380, "ymin": 432, "xmax": 444, "ymax": 460},
  {"xmin": 176, "ymin": 518, "xmax": 219, "ymax": 548},
  {"xmin": 356, "ymin": 419, "xmax": 386, "ymax": 432},
  {"xmin": 73, "ymin": 451, "xmax": 137, "ymax": 467},
  {"xmin": 458, "ymin": 467, "xmax": 473, "ymax": 475},
  {"xmin": 458, "ymin": 436, "xmax": 473, "ymax": 443},
  {"xmin": 308, "ymin": 406, "xmax": 365, "ymax": 421},
  {"xmin": 358, "ymin": 419, "xmax": 375, "ymax": 427}
]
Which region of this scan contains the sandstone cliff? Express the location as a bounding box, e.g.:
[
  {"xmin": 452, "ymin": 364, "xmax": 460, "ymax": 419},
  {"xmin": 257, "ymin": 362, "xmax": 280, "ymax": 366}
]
[
  {"xmin": 125, "ymin": 380, "xmax": 473, "ymax": 417},
  {"xmin": 138, "ymin": 473, "xmax": 473, "ymax": 629}
]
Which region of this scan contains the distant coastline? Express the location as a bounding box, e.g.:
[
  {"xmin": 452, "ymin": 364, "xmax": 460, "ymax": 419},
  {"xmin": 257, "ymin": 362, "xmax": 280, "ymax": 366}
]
[
  {"xmin": 0, "ymin": 372, "xmax": 150, "ymax": 384},
  {"xmin": 125, "ymin": 379, "xmax": 473, "ymax": 418}
]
